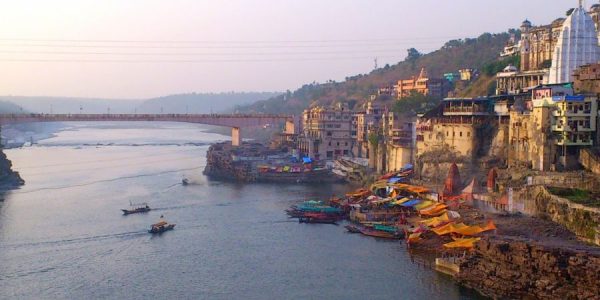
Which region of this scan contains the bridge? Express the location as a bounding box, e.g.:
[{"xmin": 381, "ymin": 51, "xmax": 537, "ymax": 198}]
[{"xmin": 0, "ymin": 113, "xmax": 297, "ymax": 146}]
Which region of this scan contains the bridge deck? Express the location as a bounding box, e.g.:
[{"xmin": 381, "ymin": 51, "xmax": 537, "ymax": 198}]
[{"xmin": 0, "ymin": 113, "xmax": 293, "ymax": 128}]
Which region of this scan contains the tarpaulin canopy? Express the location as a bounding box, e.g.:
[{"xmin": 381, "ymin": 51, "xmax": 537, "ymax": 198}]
[
  {"xmin": 433, "ymin": 221, "xmax": 496, "ymax": 236},
  {"xmin": 419, "ymin": 212, "xmax": 450, "ymax": 228},
  {"xmin": 433, "ymin": 222, "xmax": 468, "ymax": 235},
  {"xmin": 388, "ymin": 177, "xmax": 404, "ymax": 184},
  {"xmin": 443, "ymin": 237, "xmax": 481, "ymax": 249},
  {"xmin": 414, "ymin": 200, "xmax": 435, "ymax": 210},
  {"xmin": 454, "ymin": 220, "xmax": 497, "ymax": 236},
  {"xmin": 403, "ymin": 163, "xmax": 414, "ymax": 170},
  {"xmin": 346, "ymin": 189, "xmax": 370, "ymax": 198},
  {"xmin": 420, "ymin": 203, "xmax": 448, "ymax": 216},
  {"xmin": 400, "ymin": 199, "xmax": 422, "ymax": 207},
  {"xmin": 302, "ymin": 157, "xmax": 313, "ymax": 164},
  {"xmin": 391, "ymin": 197, "xmax": 410, "ymax": 206},
  {"xmin": 407, "ymin": 232, "xmax": 422, "ymax": 243}
]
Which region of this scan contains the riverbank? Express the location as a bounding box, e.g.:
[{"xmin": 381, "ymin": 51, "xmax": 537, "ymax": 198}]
[
  {"xmin": 203, "ymin": 142, "xmax": 344, "ymax": 183},
  {"xmin": 286, "ymin": 172, "xmax": 600, "ymax": 300}
]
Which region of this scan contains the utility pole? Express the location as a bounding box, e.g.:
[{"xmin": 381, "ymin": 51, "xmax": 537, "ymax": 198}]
[{"xmin": 374, "ymin": 57, "xmax": 378, "ymax": 70}]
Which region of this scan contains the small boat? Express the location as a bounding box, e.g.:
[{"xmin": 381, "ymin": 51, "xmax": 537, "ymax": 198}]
[
  {"xmin": 359, "ymin": 227, "xmax": 404, "ymax": 239},
  {"xmin": 149, "ymin": 217, "xmax": 176, "ymax": 234},
  {"xmin": 344, "ymin": 224, "xmax": 362, "ymax": 233},
  {"xmin": 182, "ymin": 178, "xmax": 189, "ymax": 186},
  {"xmin": 299, "ymin": 215, "xmax": 338, "ymax": 224},
  {"xmin": 122, "ymin": 202, "xmax": 151, "ymax": 215}
]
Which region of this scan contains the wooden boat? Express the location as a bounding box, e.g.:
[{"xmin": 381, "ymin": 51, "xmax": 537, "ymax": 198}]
[
  {"xmin": 149, "ymin": 219, "xmax": 176, "ymax": 234},
  {"xmin": 298, "ymin": 215, "xmax": 338, "ymax": 224},
  {"xmin": 359, "ymin": 227, "xmax": 404, "ymax": 239},
  {"xmin": 122, "ymin": 202, "xmax": 151, "ymax": 215}
]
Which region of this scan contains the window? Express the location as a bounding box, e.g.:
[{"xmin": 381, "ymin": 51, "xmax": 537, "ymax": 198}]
[
  {"xmin": 343, "ymin": 150, "xmax": 349, "ymax": 155},
  {"xmin": 345, "ymin": 142, "xmax": 348, "ymax": 146},
  {"xmin": 467, "ymin": 132, "xmax": 471, "ymax": 137},
  {"xmin": 327, "ymin": 131, "xmax": 332, "ymax": 136},
  {"xmin": 336, "ymin": 142, "xmax": 340, "ymax": 146},
  {"xmin": 326, "ymin": 151, "xmax": 333, "ymax": 158},
  {"xmin": 460, "ymin": 131, "xmax": 463, "ymax": 137}
]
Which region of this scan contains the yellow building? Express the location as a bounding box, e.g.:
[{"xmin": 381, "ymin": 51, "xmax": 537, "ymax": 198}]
[
  {"xmin": 416, "ymin": 98, "xmax": 493, "ymax": 159},
  {"xmin": 395, "ymin": 68, "xmax": 446, "ymax": 100},
  {"xmin": 383, "ymin": 112, "xmax": 414, "ymax": 172}
]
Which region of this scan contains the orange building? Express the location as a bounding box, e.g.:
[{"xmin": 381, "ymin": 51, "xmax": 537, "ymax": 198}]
[{"xmin": 394, "ymin": 68, "xmax": 446, "ymax": 100}]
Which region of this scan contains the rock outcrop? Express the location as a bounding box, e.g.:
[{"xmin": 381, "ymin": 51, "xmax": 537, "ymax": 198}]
[
  {"xmin": 0, "ymin": 149, "xmax": 24, "ymax": 190},
  {"xmin": 457, "ymin": 237, "xmax": 600, "ymax": 300}
]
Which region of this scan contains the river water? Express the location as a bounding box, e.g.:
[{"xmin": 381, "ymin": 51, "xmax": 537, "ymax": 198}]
[{"xmin": 0, "ymin": 122, "xmax": 483, "ymax": 299}]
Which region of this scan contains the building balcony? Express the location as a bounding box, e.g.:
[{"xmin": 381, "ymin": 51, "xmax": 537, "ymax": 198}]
[
  {"xmin": 555, "ymin": 140, "xmax": 593, "ymax": 146},
  {"xmin": 552, "ymin": 110, "xmax": 593, "ymax": 117},
  {"xmin": 443, "ymin": 107, "xmax": 489, "ymax": 116},
  {"xmin": 552, "ymin": 125, "xmax": 595, "ymax": 132}
]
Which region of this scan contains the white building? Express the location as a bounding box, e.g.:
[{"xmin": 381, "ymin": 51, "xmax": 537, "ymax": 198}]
[{"xmin": 548, "ymin": 3, "xmax": 600, "ymax": 84}]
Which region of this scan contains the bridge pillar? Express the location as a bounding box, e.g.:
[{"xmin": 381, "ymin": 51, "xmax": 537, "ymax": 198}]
[{"xmin": 232, "ymin": 127, "xmax": 241, "ymax": 147}]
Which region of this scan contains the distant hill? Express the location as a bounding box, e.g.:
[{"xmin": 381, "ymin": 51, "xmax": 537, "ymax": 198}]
[
  {"xmin": 238, "ymin": 32, "xmax": 514, "ymax": 115},
  {"xmin": 0, "ymin": 100, "xmax": 28, "ymax": 113},
  {"xmin": 0, "ymin": 96, "xmax": 143, "ymax": 114},
  {"xmin": 135, "ymin": 92, "xmax": 282, "ymax": 114},
  {"xmin": 0, "ymin": 92, "xmax": 282, "ymax": 114}
]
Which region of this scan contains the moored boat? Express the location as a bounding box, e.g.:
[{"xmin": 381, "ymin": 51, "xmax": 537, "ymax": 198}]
[
  {"xmin": 298, "ymin": 215, "xmax": 338, "ymax": 224},
  {"xmin": 359, "ymin": 227, "xmax": 404, "ymax": 239}
]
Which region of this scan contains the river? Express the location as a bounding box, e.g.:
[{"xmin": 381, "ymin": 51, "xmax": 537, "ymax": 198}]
[{"xmin": 0, "ymin": 122, "xmax": 483, "ymax": 299}]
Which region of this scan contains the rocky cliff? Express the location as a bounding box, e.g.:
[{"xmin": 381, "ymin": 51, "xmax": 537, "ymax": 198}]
[
  {"xmin": 457, "ymin": 237, "xmax": 600, "ymax": 300},
  {"xmin": 0, "ymin": 149, "xmax": 24, "ymax": 190}
]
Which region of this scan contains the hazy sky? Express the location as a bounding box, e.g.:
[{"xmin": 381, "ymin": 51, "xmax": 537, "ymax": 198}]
[{"xmin": 0, "ymin": 0, "xmax": 584, "ymax": 99}]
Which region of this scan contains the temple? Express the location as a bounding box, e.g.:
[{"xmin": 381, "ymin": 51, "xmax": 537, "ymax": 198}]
[{"xmin": 547, "ymin": 2, "xmax": 600, "ymax": 84}]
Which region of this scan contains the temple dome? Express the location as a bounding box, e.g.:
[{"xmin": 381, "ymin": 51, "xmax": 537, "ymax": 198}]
[{"xmin": 547, "ymin": 5, "xmax": 600, "ymax": 84}]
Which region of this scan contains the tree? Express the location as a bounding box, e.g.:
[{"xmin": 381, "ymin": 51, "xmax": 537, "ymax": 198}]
[
  {"xmin": 406, "ymin": 48, "xmax": 422, "ymax": 61},
  {"xmin": 392, "ymin": 91, "xmax": 440, "ymax": 117}
]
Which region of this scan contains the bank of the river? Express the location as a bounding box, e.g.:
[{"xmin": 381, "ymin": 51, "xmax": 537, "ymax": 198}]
[
  {"xmin": 298, "ymin": 174, "xmax": 600, "ymax": 300},
  {"xmin": 204, "ymin": 142, "xmax": 344, "ymax": 183}
]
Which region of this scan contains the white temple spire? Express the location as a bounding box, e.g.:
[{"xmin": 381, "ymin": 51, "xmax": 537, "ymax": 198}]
[{"xmin": 547, "ymin": 5, "xmax": 600, "ymax": 84}]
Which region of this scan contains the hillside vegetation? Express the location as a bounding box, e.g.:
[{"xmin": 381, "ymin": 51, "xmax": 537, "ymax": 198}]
[{"xmin": 239, "ymin": 32, "xmax": 513, "ymax": 115}]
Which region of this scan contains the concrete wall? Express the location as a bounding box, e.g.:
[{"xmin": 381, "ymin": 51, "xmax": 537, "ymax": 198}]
[
  {"xmin": 417, "ymin": 123, "xmax": 476, "ymax": 159},
  {"xmin": 579, "ymin": 148, "xmax": 600, "ymax": 174}
]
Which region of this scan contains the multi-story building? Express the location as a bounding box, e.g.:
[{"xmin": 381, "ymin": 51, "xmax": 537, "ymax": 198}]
[
  {"xmin": 297, "ymin": 105, "xmax": 354, "ymax": 161},
  {"xmin": 377, "ymin": 86, "xmax": 396, "ymax": 98},
  {"xmin": 573, "ymin": 63, "xmax": 600, "ymax": 95},
  {"xmin": 496, "ymin": 65, "xmax": 546, "ymax": 95},
  {"xmin": 354, "ymin": 101, "xmax": 383, "ymax": 158},
  {"xmin": 508, "ymin": 84, "xmax": 598, "ymax": 170},
  {"xmin": 395, "ymin": 68, "xmax": 447, "ymax": 100},
  {"xmin": 383, "ymin": 112, "xmax": 414, "ymax": 172},
  {"xmin": 416, "ymin": 98, "xmax": 495, "ymax": 160}
]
